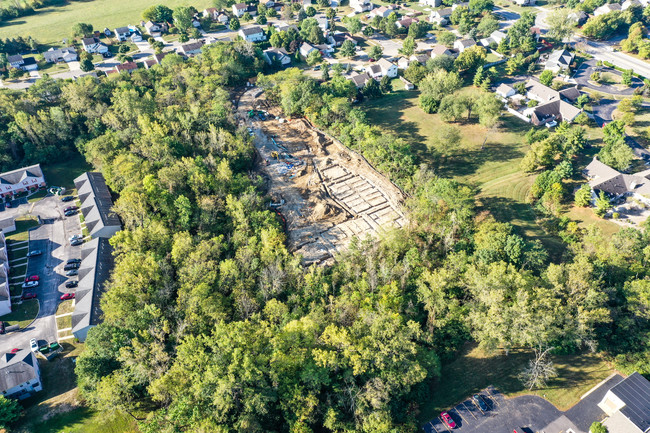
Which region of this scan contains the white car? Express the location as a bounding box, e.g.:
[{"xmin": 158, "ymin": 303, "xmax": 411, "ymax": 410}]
[
  {"xmin": 69, "ymin": 234, "xmax": 82, "ymax": 242},
  {"xmin": 22, "ymin": 281, "xmax": 38, "ymax": 289},
  {"xmin": 30, "ymin": 338, "xmax": 38, "ymax": 352}
]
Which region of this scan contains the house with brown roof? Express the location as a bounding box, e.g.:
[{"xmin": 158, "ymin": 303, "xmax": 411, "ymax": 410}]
[
  {"xmin": 584, "ymin": 157, "xmax": 650, "ymax": 201},
  {"xmin": 180, "ymin": 41, "xmax": 205, "ymax": 56},
  {"xmin": 348, "ymin": 72, "xmax": 371, "ymax": 88},
  {"xmin": 430, "ymin": 44, "xmax": 454, "ymax": 58},
  {"xmin": 430, "ymin": 7, "xmax": 452, "ymax": 25},
  {"xmin": 114, "ymin": 62, "xmax": 138, "ymax": 74}
]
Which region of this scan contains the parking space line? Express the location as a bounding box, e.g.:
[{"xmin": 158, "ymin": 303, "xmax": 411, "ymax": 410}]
[
  {"xmin": 439, "ymin": 417, "xmax": 451, "ymax": 433},
  {"xmin": 428, "ymin": 421, "xmax": 439, "ymax": 433},
  {"xmin": 462, "ymin": 401, "xmax": 477, "ymax": 419},
  {"xmin": 452, "ymin": 407, "xmax": 469, "ymax": 425},
  {"xmin": 486, "ymin": 388, "xmax": 501, "ymax": 407}
]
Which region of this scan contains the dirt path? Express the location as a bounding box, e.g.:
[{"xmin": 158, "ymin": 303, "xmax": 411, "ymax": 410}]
[{"xmin": 238, "ymin": 87, "xmax": 406, "ymax": 265}]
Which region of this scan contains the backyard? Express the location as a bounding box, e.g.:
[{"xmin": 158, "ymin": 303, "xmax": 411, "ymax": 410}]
[
  {"xmin": 0, "ymin": 0, "xmax": 213, "ymax": 45},
  {"xmin": 42, "ymin": 153, "xmax": 92, "ymax": 191}
]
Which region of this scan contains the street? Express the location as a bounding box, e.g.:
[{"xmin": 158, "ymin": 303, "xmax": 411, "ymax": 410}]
[{"xmin": 0, "ymin": 194, "xmax": 82, "ymax": 354}]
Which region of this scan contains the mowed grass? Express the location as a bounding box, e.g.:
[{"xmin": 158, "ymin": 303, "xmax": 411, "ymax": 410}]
[
  {"xmin": 1, "ymin": 298, "xmax": 39, "ymax": 328},
  {"xmin": 419, "ymin": 343, "xmax": 617, "ymax": 423},
  {"xmin": 363, "ymin": 90, "xmax": 565, "ymax": 255},
  {"xmin": 42, "ymin": 152, "xmax": 92, "ymax": 190},
  {"xmin": 6, "ymin": 218, "xmax": 39, "ymax": 242},
  {"xmin": 0, "ymin": 0, "xmax": 213, "ymax": 45}
]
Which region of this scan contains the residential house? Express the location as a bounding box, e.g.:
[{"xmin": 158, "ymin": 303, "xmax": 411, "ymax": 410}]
[
  {"xmin": 545, "ymin": 49, "xmax": 574, "ymax": 73},
  {"xmin": 594, "ymin": 3, "xmax": 621, "ymax": 15},
  {"xmin": 480, "ymin": 30, "xmax": 507, "ymax": 47},
  {"xmin": 114, "ymin": 26, "xmax": 131, "ymax": 41},
  {"xmin": 238, "ymin": 26, "xmax": 266, "ymax": 42},
  {"xmin": 274, "ymin": 21, "xmax": 299, "ymax": 32},
  {"xmin": 233, "ymin": 3, "xmax": 248, "ymax": 17},
  {"xmin": 419, "ymin": 0, "xmax": 442, "ymax": 7},
  {"xmin": 149, "ymin": 52, "xmax": 169, "ymax": 66},
  {"xmin": 0, "ymin": 164, "xmax": 45, "ymax": 198},
  {"xmin": 511, "ymin": 0, "xmax": 536, "ymax": 5},
  {"xmin": 143, "ymin": 59, "xmax": 157, "ymax": 69},
  {"xmin": 350, "ymin": 0, "xmax": 373, "ymax": 12},
  {"xmin": 622, "ymin": 0, "xmax": 642, "ymax": 10},
  {"xmin": 495, "ymin": 83, "xmax": 516, "ymax": 98},
  {"xmin": 74, "ymin": 172, "xmax": 122, "ymax": 239},
  {"xmin": 430, "ymin": 44, "xmax": 454, "ymax": 58},
  {"xmin": 329, "ymin": 32, "xmax": 356, "ymax": 47},
  {"xmin": 430, "ymin": 8, "xmax": 452, "ymax": 25},
  {"xmin": 20, "ymin": 57, "xmax": 38, "ymax": 71},
  {"xmin": 7, "ymin": 55, "xmax": 24, "ymax": 69},
  {"xmin": 114, "ymin": 61, "xmax": 138, "ymax": 74},
  {"xmin": 396, "ymin": 17, "xmax": 419, "ymax": 29},
  {"xmin": 82, "ymin": 37, "xmax": 109, "ymax": 54},
  {"xmin": 179, "ymin": 40, "xmax": 205, "ymax": 56},
  {"xmin": 377, "ymin": 58, "xmax": 398, "ymax": 77},
  {"xmin": 559, "ymin": 86, "xmax": 581, "ymax": 103},
  {"xmin": 316, "ymin": 16, "xmax": 329, "ymax": 31},
  {"xmin": 525, "ymin": 78, "xmax": 560, "ymax": 103},
  {"xmin": 397, "ymin": 57, "xmax": 410, "ymax": 69},
  {"xmin": 263, "ymin": 47, "xmax": 292, "ymax": 66},
  {"xmin": 451, "ymin": 1, "xmax": 469, "ymax": 9},
  {"xmin": 299, "ymin": 42, "xmax": 318, "ymax": 58},
  {"xmin": 349, "ymin": 72, "xmax": 371, "ymax": 88},
  {"xmin": 203, "ymin": 7, "xmax": 219, "ymax": 19},
  {"xmin": 71, "ymin": 237, "xmax": 116, "ymax": 342},
  {"xmin": 400, "ymin": 76, "xmax": 415, "ymax": 90},
  {"xmin": 454, "ymin": 38, "xmax": 476, "ymax": 52},
  {"xmin": 371, "ymin": 5, "xmax": 394, "ymax": 18},
  {"xmin": 103, "ymin": 28, "xmax": 112, "ymax": 37},
  {"xmin": 130, "ymin": 32, "xmax": 143, "ymax": 42},
  {"xmin": 568, "ymin": 10, "xmax": 588, "ymax": 25},
  {"xmin": 410, "ymin": 53, "xmax": 430, "ymax": 65},
  {"xmin": 42, "ymin": 47, "xmax": 77, "ymax": 63},
  {"xmin": 523, "ymin": 80, "xmax": 582, "ymax": 125},
  {"xmin": 584, "ymin": 157, "xmax": 650, "ymax": 201},
  {"xmin": 365, "ymin": 63, "xmax": 383, "ymax": 79},
  {"xmin": 144, "ymin": 21, "xmax": 165, "ymax": 37},
  {"xmin": 0, "ymin": 232, "xmax": 10, "ymax": 317},
  {"xmin": 314, "ymin": 44, "xmax": 334, "ymax": 56},
  {"xmin": 598, "ymin": 372, "xmax": 650, "ymax": 433},
  {"xmin": 0, "ymin": 350, "xmax": 42, "ymax": 400}
]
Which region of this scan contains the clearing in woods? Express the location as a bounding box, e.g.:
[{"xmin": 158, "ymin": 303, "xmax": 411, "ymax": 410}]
[{"xmin": 238, "ymin": 88, "xmax": 406, "ymax": 265}]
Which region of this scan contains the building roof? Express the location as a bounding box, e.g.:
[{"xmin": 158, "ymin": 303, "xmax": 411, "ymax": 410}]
[
  {"xmin": 532, "ymin": 99, "xmax": 581, "ymax": 124},
  {"xmin": 584, "ymin": 157, "xmax": 650, "ymax": 196},
  {"xmin": 234, "ymin": 2, "xmax": 247, "ymax": 8},
  {"xmin": 547, "ymin": 49, "xmax": 574, "ymax": 68},
  {"xmin": 115, "ymin": 61, "xmax": 137, "ymax": 72},
  {"xmin": 115, "ymin": 26, "xmax": 130, "ymax": 33},
  {"xmin": 377, "ymin": 58, "xmax": 395, "ymax": 71},
  {"xmin": 526, "ymin": 78, "xmax": 560, "ymax": 102},
  {"xmin": 7, "ymin": 54, "xmax": 23, "ymax": 63},
  {"xmin": 82, "ymin": 37, "xmax": 100, "ymax": 46},
  {"xmin": 71, "ymin": 238, "xmax": 115, "ymax": 334},
  {"xmin": 0, "ymin": 164, "xmax": 43, "ymax": 185},
  {"xmin": 0, "ymin": 350, "xmax": 38, "ymax": 393},
  {"xmin": 181, "ymin": 41, "xmax": 204, "ymax": 52},
  {"xmin": 559, "ymin": 86, "xmax": 581, "ymax": 102},
  {"xmin": 366, "ymin": 64, "xmax": 382, "ymax": 75},
  {"xmin": 21, "ymin": 57, "xmax": 37, "ymax": 66},
  {"xmin": 350, "ymin": 72, "xmax": 371, "ymax": 87},
  {"xmin": 74, "ymin": 172, "xmax": 121, "ymax": 238},
  {"xmin": 431, "ymin": 44, "xmax": 452, "ymax": 56},
  {"xmin": 609, "ymin": 372, "xmax": 650, "ymax": 432},
  {"xmin": 239, "ymin": 26, "xmax": 264, "ymax": 35},
  {"xmin": 433, "ymin": 7, "xmax": 452, "ymax": 16},
  {"xmin": 496, "ymin": 83, "xmax": 515, "ymax": 95}
]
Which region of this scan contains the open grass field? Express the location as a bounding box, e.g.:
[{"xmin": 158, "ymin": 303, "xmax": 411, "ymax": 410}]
[
  {"xmin": 419, "ymin": 343, "xmax": 617, "ymax": 422},
  {"xmin": 1, "ymin": 298, "xmax": 39, "ymax": 328},
  {"xmin": 0, "ymin": 0, "xmax": 213, "ymax": 45},
  {"xmin": 6, "ymin": 218, "xmax": 39, "ymax": 242},
  {"xmin": 42, "ymin": 152, "xmax": 92, "ymax": 191}
]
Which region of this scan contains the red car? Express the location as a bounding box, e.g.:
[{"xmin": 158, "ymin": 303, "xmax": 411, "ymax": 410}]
[
  {"xmin": 60, "ymin": 293, "xmax": 75, "ymax": 300},
  {"xmin": 21, "ymin": 293, "xmax": 37, "ymax": 300},
  {"xmin": 10, "ymin": 348, "xmax": 19, "ymax": 354},
  {"xmin": 441, "ymin": 412, "xmax": 456, "ymax": 429},
  {"xmin": 24, "ymin": 275, "xmax": 39, "ymax": 283}
]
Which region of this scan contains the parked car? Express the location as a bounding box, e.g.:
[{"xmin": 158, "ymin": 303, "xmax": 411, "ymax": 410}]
[
  {"xmin": 21, "ymin": 293, "xmax": 37, "ymax": 300},
  {"xmin": 64, "ymin": 263, "xmax": 80, "ymax": 271},
  {"xmin": 30, "ymin": 338, "xmax": 38, "ymax": 352},
  {"xmin": 65, "ymin": 269, "xmax": 78, "ymax": 276},
  {"xmin": 64, "ymin": 210, "xmax": 77, "ymax": 217},
  {"xmin": 22, "ymin": 281, "xmax": 38, "ymax": 289},
  {"xmin": 61, "ymin": 196, "xmax": 75, "ymax": 202},
  {"xmin": 26, "ymin": 250, "xmax": 42, "ymax": 257},
  {"xmin": 441, "ymin": 412, "xmax": 456, "ymax": 429},
  {"xmin": 65, "ymin": 281, "xmax": 78, "ymax": 289},
  {"xmin": 24, "ymin": 275, "xmax": 39, "ymax": 282},
  {"xmin": 70, "ymin": 239, "xmax": 84, "ymax": 246},
  {"xmin": 473, "ymin": 394, "xmax": 488, "ymax": 411},
  {"xmin": 64, "ymin": 206, "xmax": 77, "ymax": 212},
  {"xmin": 69, "ymin": 234, "xmax": 82, "ymax": 242},
  {"xmin": 67, "ymin": 258, "xmax": 81, "ymax": 264},
  {"xmin": 60, "ymin": 293, "xmax": 75, "ymax": 301},
  {"xmin": 10, "ymin": 348, "xmax": 19, "ymax": 354}
]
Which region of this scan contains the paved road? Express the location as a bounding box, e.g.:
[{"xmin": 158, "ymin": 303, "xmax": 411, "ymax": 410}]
[
  {"xmin": 0, "ymin": 195, "xmax": 82, "ymax": 354},
  {"xmin": 573, "ymin": 59, "xmax": 643, "ymax": 95},
  {"xmin": 591, "ymin": 99, "xmax": 617, "ymax": 126},
  {"xmin": 575, "ymin": 37, "xmax": 650, "ymax": 79}
]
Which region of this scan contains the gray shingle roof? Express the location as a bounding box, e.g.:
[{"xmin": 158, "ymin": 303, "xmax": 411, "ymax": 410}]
[
  {"xmin": 0, "ymin": 164, "xmax": 43, "ymax": 185},
  {"xmin": 610, "ymin": 372, "xmax": 650, "ymax": 432},
  {"xmin": 74, "ymin": 172, "xmax": 121, "ymax": 238},
  {"xmin": 0, "ymin": 350, "xmax": 38, "ymax": 394},
  {"xmin": 240, "ymin": 26, "xmax": 263, "ymax": 35}
]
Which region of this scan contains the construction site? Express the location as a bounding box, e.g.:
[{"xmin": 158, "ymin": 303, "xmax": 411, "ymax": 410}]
[{"xmin": 238, "ymin": 87, "xmax": 406, "ymax": 265}]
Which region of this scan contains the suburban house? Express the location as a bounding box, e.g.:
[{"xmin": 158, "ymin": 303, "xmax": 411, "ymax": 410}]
[
  {"xmin": 525, "ymin": 79, "xmax": 559, "ymax": 103},
  {"xmin": 144, "ymin": 52, "xmax": 169, "ymax": 68},
  {"xmin": 42, "ymin": 47, "xmax": 77, "ymax": 63},
  {"xmin": 0, "ymin": 164, "xmax": 46, "ymax": 198},
  {"xmin": 511, "ymin": 0, "xmax": 536, "ymax": 5},
  {"xmin": 144, "ymin": 21, "xmax": 165, "ymax": 37},
  {"xmin": 274, "ymin": 21, "xmax": 298, "ymax": 32},
  {"xmin": 430, "ymin": 44, "xmax": 454, "ymax": 58},
  {"xmin": 396, "ymin": 17, "xmax": 419, "ymax": 29},
  {"xmin": 397, "ymin": 57, "xmax": 410, "ymax": 69},
  {"xmin": 114, "ymin": 62, "xmax": 138, "ymax": 74},
  {"xmin": 480, "ymin": 30, "xmax": 507, "ymax": 47},
  {"xmin": 420, "ymin": 0, "xmax": 442, "ymax": 7},
  {"xmin": 584, "ymin": 158, "xmax": 650, "ymax": 202},
  {"xmin": 523, "ymin": 80, "xmax": 582, "ymax": 126},
  {"xmin": 329, "ymin": 32, "xmax": 357, "ymax": 47},
  {"xmin": 371, "ymin": 5, "xmax": 394, "ymax": 18},
  {"xmin": 365, "ymin": 63, "xmax": 384, "ymax": 79},
  {"xmin": 376, "ymin": 58, "xmax": 398, "ymax": 77},
  {"xmin": 545, "ymin": 49, "xmax": 574, "ymax": 73},
  {"xmin": 568, "ymin": 10, "xmax": 588, "ymax": 25},
  {"xmin": 350, "ymin": 0, "xmax": 373, "ymax": 12},
  {"xmin": 232, "ymin": 3, "xmax": 248, "ymax": 16},
  {"xmin": 598, "ymin": 372, "xmax": 650, "ymax": 433},
  {"xmin": 496, "ymin": 83, "xmax": 516, "ymax": 98},
  {"xmin": 454, "ymin": 38, "xmax": 476, "ymax": 52},
  {"xmin": 410, "ymin": 53, "xmax": 430, "ymax": 65},
  {"xmin": 130, "ymin": 32, "xmax": 143, "ymax": 43},
  {"xmin": 114, "ymin": 26, "xmax": 131, "ymax": 41},
  {"xmin": 0, "ymin": 350, "xmax": 42, "ymax": 400},
  {"xmin": 622, "ymin": 0, "xmax": 643, "ymax": 10},
  {"xmin": 7, "ymin": 55, "xmax": 24, "ymax": 69},
  {"xmin": 594, "ymin": 2, "xmax": 621, "ymax": 15},
  {"xmin": 299, "ymin": 42, "xmax": 318, "ymax": 58},
  {"xmin": 316, "ymin": 16, "xmax": 329, "ymax": 31},
  {"xmin": 238, "ymin": 26, "xmax": 266, "ymax": 42},
  {"xmin": 82, "ymin": 37, "xmax": 109, "ymax": 54},
  {"xmin": 203, "ymin": 7, "xmax": 219, "ymax": 19},
  {"xmin": 349, "ymin": 72, "xmax": 372, "ymax": 88},
  {"xmin": 71, "ymin": 237, "xmax": 115, "ymax": 342},
  {"xmin": 179, "ymin": 41, "xmax": 205, "ymax": 56},
  {"xmin": 430, "ymin": 8, "xmax": 452, "ymax": 25},
  {"xmin": 74, "ymin": 172, "xmax": 122, "ymax": 239},
  {"xmin": 451, "ymin": 1, "xmax": 469, "ymax": 9},
  {"xmin": 263, "ymin": 47, "xmax": 292, "ymax": 66}
]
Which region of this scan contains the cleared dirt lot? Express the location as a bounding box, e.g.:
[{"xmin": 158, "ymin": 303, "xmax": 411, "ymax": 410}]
[{"xmin": 238, "ymin": 88, "xmax": 406, "ymax": 264}]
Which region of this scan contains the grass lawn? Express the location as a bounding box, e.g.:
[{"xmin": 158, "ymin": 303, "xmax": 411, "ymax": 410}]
[
  {"xmin": 56, "ymin": 315, "xmax": 72, "ymax": 331},
  {"xmin": 10, "ymin": 264, "xmax": 27, "ymax": 278},
  {"xmin": 10, "ymin": 283, "xmax": 24, "ymax": 297},
  {"xmin": 56, "ymin": 300, "xmax": 75, "ymax": 316},
  {"xmin": 0, "ymin": 299, "xmax": 39, "ymax": 328},
  {"xmin": 0, "ymin": 0, "xmax": 213, "ymax": 45},
  {"xmin": 363, "ymin": 90, "xmax": 566, "ymax": 256},
  {"xmin": 8, "ymin": 243, "xmax": 29, "ymax": 262},
  {"xmin": 419, "ymin": 343, "xmax": 617, "ymax": 422},
  {"xmin": 6, "ymin": 218, "xmax": 39, "ymax": 243},
  {"xmin": 27, "ymin": 189, "xmax": 49, "ymax": 203},
  {"xmin": 42, "ymin": 153, "xmax": 92, "ymax": 191},
  {"xmin": 39, "ymin": 61, "xmax": 70, "ymax": 75}
]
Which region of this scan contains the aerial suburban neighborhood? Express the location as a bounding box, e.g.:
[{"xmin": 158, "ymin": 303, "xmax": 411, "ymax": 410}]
[{"xmin": 0, "ymin": 0, "xmax": 648, "ymax": 432}]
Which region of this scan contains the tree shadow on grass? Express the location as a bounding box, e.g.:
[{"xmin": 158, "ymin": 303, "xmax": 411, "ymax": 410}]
[{"xmin": 439, "ymin": 139, "xmax": 527, "ymax": 178}]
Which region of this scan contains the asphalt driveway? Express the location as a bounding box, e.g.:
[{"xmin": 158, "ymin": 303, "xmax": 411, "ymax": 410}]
[{"xmin": 573, "ymin": 59, "xmax": 643, "ymax": 95}]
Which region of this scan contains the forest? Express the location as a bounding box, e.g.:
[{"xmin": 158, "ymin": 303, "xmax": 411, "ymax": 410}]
[{"xmin": 0, "ymin": 39, "xmax": 648, "ymax": 432}]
